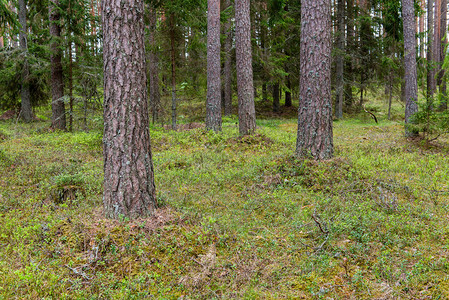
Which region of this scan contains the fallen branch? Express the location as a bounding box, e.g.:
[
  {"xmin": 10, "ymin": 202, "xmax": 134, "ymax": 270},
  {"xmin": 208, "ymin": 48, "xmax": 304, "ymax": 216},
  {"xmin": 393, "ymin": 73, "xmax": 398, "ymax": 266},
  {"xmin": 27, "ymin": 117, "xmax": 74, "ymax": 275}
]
[
  {"xmin": 362, "ymin": 104, "xmax": 378, "ymax": 124},
  {"xmin": 65, "ymin": 264, "xmax": 92, "ymax": 280},
  {"xmin": 312, "ymin": 212, "xmax": 329, "ymax": 234}
]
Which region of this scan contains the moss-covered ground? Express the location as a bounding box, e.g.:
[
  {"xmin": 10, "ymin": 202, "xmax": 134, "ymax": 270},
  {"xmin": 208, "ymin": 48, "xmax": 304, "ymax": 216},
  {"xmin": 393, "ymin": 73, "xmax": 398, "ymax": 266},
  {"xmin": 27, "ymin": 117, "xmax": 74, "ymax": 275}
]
[{"xmin": 1, "ymin": 98, "xmax": 449, "ymax": 299}]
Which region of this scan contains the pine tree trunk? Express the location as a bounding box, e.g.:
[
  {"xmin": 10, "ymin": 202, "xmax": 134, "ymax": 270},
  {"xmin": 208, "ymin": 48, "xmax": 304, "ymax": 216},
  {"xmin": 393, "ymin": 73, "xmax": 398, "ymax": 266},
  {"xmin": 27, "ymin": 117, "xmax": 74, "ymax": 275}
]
[
  {"xmin": 403, "ymin": 0, "xmax": 419, "ymax": 136},
  {"xmin": 261, "ymin": 11, "xmax": 268, "ymax": 102},
  {"xmin": 19, "ymin": 0, "xmax": 32, "ymax": 122},
  {"xmin": 344, "ymin": 0, "xmax": 354, "ymax": 110},
  {"xmin": 68, "ymin": 42, "xmax": 73, "ymax": 132},
  {"xmin": 206, "ymin": 0, "xmax": 222, "ymax": 131},
  {"xmin": 170, "ymin": 14, "xmax": 177, "ymax": 130},
  {"xmin": 223, "ymin": 0, "xmax": 233, "ymax": 115},
  {"xmin": 335, "ymin": 0, "xmax": 344, "ymax": 119},
  {"xmin": 148, "ymin": 5, "xmax": 160, "ymax": 123},
  {"xmin": 427, "ymin": 0, "xmax": 436, "ymax": 99},
  {"xmin": 388, "ymin": 72, "xmax": 393, "ymax": 120},
  {"xmin": 235, "ymin": 0, "xmax": 256, "ymax": 135},
  {"xmin": 438, "ymin": 0, "xmax": 447, "ymax": 110},
  {"xmin": 434, "ymin": 0, "xmax": 442, "ymax": 87},
  {"xmin": 49, "ymin": 0, "xmax": 66, "ymax": 130},
  {"xmin": 285, "ymin": 75, "xmax": 292, "ymax": 107},
  {"xmin": 102, "ymin": 0, "xmax": 157, "ymax": 219},
  {"xmin": 273, "ymin": 83, "xmax": 280, "ymax": 112},
  {"xmin": 358, "ymin": 0, "xmax": 370, "ymax": 112},
  {"xmin": 419, "ymin": 0, "xmax": 425, "ymax": 56},
  {"xmin": 296, "ymin": 0, "xmax": 333, "ymax": 160}
]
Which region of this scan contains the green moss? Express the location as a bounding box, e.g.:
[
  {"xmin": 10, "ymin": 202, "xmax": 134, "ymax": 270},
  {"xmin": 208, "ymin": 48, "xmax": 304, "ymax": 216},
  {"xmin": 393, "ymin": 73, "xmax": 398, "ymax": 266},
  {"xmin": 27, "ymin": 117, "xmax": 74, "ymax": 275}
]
[{"xmin": 1, "ymin": 102, "xmax": 449, "ymax": 298}]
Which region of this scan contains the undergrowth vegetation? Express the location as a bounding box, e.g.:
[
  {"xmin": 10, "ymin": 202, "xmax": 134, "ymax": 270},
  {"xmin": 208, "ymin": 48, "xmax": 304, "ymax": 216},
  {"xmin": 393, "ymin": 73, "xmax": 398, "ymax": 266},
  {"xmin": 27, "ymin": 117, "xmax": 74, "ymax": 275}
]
[{"xmin": 1, "ymin": 98, "xmax": 449, "ymax": 298}]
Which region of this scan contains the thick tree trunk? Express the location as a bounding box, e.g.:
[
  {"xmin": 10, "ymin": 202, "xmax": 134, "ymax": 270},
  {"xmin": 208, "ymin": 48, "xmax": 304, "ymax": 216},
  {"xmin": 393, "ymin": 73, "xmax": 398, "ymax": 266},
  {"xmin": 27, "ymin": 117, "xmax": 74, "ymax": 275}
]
[
  {"xmin": 102, "ymin": 0, "xmax": 157, "ymax": 219},
  {"xmin": 335, "ymin": 0, "xmax": 344, "ymax": 119},
  {"xmin": 235, "ymin": 0, "xmax": 256, "ymax": 135},
  {"xmin": 206, "ymin": 0, "xmax": 222, "ymax": 131},
  {"xmin": 148, "ymin": 6, "xmax": 160, "ymax": 123},
  {"xmin": 296, "ymin": 0, "xmax": 333, "ymax": 160},
  {"xmin": 223, "ymin": 0, "xmax": 233, "ymax": 115},
  {"xmin": 19, "ymin": 0, "xmax": 32, "ymax": 122},
  {"xmin": 403, "ymin": 0, "xmax": 419, "ymax": 136},
  {"xmin": 273, "ymin": 83, "xmax": 280, "ymax": 112},
  {"xmin": 49, "ymin": 0, "xmax": 66, "ymax": 130}
]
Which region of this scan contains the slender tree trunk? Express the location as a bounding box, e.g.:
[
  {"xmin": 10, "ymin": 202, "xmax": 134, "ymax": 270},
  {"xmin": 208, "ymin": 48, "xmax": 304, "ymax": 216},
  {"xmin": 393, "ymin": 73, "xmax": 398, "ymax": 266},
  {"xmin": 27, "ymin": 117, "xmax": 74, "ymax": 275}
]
[
  {"xmin": 434, "ymin": 0, "xmax": 442, "ymax": 89},
  {"xmin": 49, "ymin": 0, "xmax": 66, "ymax": 130},
  {"xmin": 170, "ymin": 14, "xmax": 177, "ymax": 130},
  {"xmin": 68, "ymin": 41, "xmax": 73, "ymax": 132},
  {"xmin": 388, "ymin": 71, "xmax": 393, "ymax": 120},
  {"xmin": 19, "ymin": 0, "xmax": 32, "ymax": 122},
  {"xmin": 344, "ymin": 0, "xmax": 354, "ymax": 110},
  {"xmin": 148, "ymin": 5, "xmax": 160, "ymax": 123},
  {"xmin": 403, "ymin": 0, "xmax": 419, "ymax": 136},
  {"xmin": 223, "ymin": 0, "xmax": 233, "ymax": 115},
  {"xmin": 11, "ymin": 6, "xmax": 19, "ymax": 48},
  {"xmin": 260, "ymin": 10, "xmax": 268, "ymax": 101},
  {"xmin": 273, "ymin": 83, "xmax": 280, "ymax": 112},
  {"xmin": 438, "ymin": 0, "xmax": 447, "ymax": 110},
  {"xmin": 358, "ymin": 0, "xmax": 370, "ymax": 112},
  {"xmin": 419, "ymin": 0, "xmax": 425, "ymax": 57},
  {"xmin": 427, "ymin": 0, "xmax": 436, "ymax": 99},
  {"xmin": 206, "ymin": 0, "xmax": 222, "ymax": 131},
  {"xmin": 335, "ymin": 0, "xmax": 344, "ymax": 119},
  {"xmin": 102, "ymin": 0, "xmax": 156, "ymax": 219},
  {"xmin": 296, "ymin": 0, "xmax": 333, "ymax": 160},
  {"xmin": 235, "ymin": 0, "xmax": 256, "ymax": 135},
  {"xmin": 285, "ymin": 75, "xmax": 292, "ymax": 107}
]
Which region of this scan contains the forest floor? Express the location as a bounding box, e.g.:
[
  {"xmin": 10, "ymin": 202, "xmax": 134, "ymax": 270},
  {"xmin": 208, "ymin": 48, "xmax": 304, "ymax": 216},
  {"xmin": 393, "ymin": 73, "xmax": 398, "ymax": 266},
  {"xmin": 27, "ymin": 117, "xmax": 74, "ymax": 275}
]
[{"xmin": 1, "ymin": 98, "xmax": 449, "ymax": 299}]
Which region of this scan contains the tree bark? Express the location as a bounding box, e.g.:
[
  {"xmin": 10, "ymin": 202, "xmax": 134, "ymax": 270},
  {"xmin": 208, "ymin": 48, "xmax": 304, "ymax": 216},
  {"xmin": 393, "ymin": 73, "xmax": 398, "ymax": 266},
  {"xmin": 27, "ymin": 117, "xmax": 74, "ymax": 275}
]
[
  {"xmin": 438, "ymin": 0, "xmax": 447, "ymax": 110},
  {"xmin": 403, "ymin": 0, "xmax": 419, "ymax": 136},
  {"xmin": 223, "ymin": 0, "xmax": 233, "ymax": 115},
  {"xmin": 235, "ymin": 0, "xmax": 256, "ymax": 135},
  {"xmin": 148, "ymin": 5, "xmax": 160, "ymax": 123},
  {"xmin": 206, "ymin": 0, "xmax": 222, "ymax": 131},
  {"xmin": 285, "ymin": 75, "xmax": 292, "ymax": 107},
  {"xmin": 419, "ymin": 0, "xmax": 425, "ymax": 57},
  {"xmin": 102, "ymin": 0, "xmax": 157, "ymax": 219},
  {"xmin": 335, "ymin": 0, "xmax": 344, "ymax": 119},
  {"xmin": 344, "ymin": 0, "xmax": 354, "ymax": 110},
  {"xmin": 273, "ymin": 83, "xmax": 280, "ymax": 112},
  {"xmin": 296, "ymin": 0, "xmax": 333, "ymax": 160},
  {"xmin": 49, "ymin": 0, "xmax": 66, "ymax": 130},
  {"xmin": 427, "ymin": 0, "xmax": 436, "ymax": 99},
  {"xmin": 19, "ymin": 0, "xmax": 32, "ymax": 122},
  {"xmin": 68, "ymin": 41, "xmax": 73, "ymax": 132},
  {"xmin": 433, "ymin": 0, "xmax": 442, "ymax": 90},
  {"xmin": 170, "ymin": 13, "xmax": 177, "ymax": 130}
]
